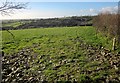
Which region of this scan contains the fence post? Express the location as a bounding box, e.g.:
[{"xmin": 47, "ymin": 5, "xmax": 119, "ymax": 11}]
[{"xmin": 112, "ymin": 37, "xmax": 116, "ymax": 50}]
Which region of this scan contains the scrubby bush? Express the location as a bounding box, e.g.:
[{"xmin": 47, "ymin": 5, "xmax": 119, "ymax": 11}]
[{"xmin": 93, "ymin": 13, "xmax": 120, "ymax": 44}]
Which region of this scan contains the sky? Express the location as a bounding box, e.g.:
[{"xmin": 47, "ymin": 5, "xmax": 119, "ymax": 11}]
[
  {"xmin": 2, "ymin": 0, "xmax": 119, "ymax": 2},
  {"xmin": 0, "ymin": 1, "xmax": 119, "ymax": 19}
]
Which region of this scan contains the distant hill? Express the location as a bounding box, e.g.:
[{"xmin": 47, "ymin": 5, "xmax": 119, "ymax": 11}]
[{"xmin": 2, "ymin": 16, "xmax": 94, "ymax": 30}]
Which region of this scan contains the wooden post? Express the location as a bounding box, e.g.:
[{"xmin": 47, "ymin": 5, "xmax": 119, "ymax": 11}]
[{"xmin": 112, "ymin": 37, "xmax": 116, "ymax": 50}]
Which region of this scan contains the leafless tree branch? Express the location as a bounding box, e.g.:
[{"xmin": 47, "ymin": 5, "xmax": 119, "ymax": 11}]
[
  {"xmin": 0, "ymin": 0, "xmax": 28, "ymax": 15},
  {"xmin": 0, "ymin": 0, "xmax": 28, "ymax": 40}
]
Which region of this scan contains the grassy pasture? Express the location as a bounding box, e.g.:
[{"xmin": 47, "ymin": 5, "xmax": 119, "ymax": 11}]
[
  {"xmin": 2, "ymin": 26, "xmax": 120, "ymax": 82},
  {"xmin": 2, "ymin": 26, "xmax": 113, "ymax": 54},
  {"xmin": 2, "ymin": 21, "xmax": 32, "ymax": 28}
]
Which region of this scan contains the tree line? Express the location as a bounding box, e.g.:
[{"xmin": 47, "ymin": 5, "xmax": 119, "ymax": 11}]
[{"xmin": 2, "ymin": 16, "xmax": 93, "ymax": 30}]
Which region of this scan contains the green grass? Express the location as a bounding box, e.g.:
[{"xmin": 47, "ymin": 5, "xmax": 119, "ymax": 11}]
[
  {"xmin": 2, "ymin": 26, "xmax": 113, "ymax": 54},
  {"xmin": 2, "ymin": 21, "xmax": 32, "ymax": 28},
  {"xmin": 2, "ymin": 26, "xmax": 119, "ymax": 82}
]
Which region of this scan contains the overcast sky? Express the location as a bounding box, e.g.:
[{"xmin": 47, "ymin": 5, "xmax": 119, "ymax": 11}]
[{"xmin": 0, "ymin": 1, "xmax": 118, "ymax": 19}]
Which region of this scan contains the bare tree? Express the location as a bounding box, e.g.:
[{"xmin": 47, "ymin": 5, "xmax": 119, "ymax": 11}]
[
  {"xmin": 0, "ymin": 0, "xmax": 28, "ymax": 37},
  {"xmin": 0, "ymin": 0, "xmax": 28, "ymax": 15}
]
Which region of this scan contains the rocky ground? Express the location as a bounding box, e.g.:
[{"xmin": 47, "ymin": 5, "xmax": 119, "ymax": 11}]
[{"xmin": 2, "ymin": 40, "xmax": 120, "ymax": 83}]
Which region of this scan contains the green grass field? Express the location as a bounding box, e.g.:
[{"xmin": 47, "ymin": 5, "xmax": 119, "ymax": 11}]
[
  {"xmin": 2, "ymin": 26, "xmax": 120, "ymax": 82},
  {"xmin": 2, "ymin": 26, "xmax": 113, "ymax": 54},
  {"xmin": 2, "ymin": 21, "xmax": 32, "ymax": 28}
]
